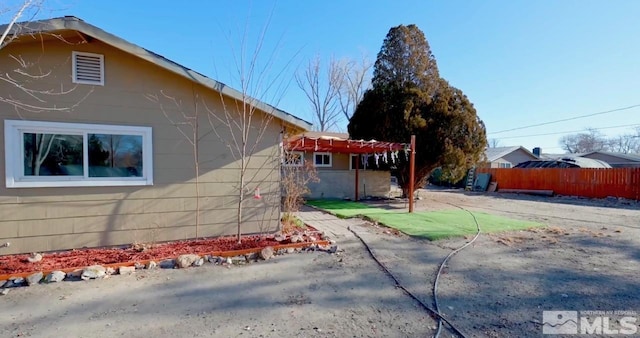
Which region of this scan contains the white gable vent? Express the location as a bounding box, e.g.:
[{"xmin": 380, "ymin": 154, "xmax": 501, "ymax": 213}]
[{"xmin": 72, "ymin": 51, "xmax": 104, "ymax": 85}]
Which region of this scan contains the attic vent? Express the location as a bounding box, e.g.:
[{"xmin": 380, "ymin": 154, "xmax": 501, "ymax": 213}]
[{"xmin": 72, "ymin": 51, "xmax": 104, "ymax": 85}]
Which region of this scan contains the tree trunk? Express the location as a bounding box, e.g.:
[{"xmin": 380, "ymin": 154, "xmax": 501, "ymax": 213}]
[{"xmin": 237, "ymin": 169, "xmax": 245, "ymax": 243}]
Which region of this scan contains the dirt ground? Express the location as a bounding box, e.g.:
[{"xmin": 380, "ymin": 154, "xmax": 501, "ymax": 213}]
[
  {"xmin": 1, "ymin": 189, "xmax": 639, "ymax": 337},
  {"xmin": 402, "ymin": 189, "xmax": 639, "ymax": 337}
]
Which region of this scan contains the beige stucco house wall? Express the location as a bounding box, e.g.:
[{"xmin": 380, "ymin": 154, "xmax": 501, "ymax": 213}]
[{"xmin": 0, "ymin": 17, "xmax": 310, "ymax": 255}]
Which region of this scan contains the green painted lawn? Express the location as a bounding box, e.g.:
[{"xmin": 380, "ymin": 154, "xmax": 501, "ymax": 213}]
[{"xmin": 306, "ymin": 199, "xmax": 542, "ymax": 240}]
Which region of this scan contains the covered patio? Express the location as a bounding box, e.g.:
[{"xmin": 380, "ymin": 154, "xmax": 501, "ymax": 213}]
[{"xmin": 285, "ymin": 132, "xmax": 413, "ymax": 204}]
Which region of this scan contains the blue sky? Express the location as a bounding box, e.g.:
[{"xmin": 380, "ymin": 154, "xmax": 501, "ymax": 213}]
[{"xmin": 10, "ymin": 0, "xmax": 640, "ymax": 153}]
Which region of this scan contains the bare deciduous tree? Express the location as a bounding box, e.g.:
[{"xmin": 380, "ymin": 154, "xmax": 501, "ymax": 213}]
[
  {"xmin": 295, "ymin": 56, "xmax": 344, "ymax": 131},
  {"xmin": 145, "ymin": 92, "xmax": 203, "ymax": 236},
  {"xmin": 0, "ymin": 0, "xmax": 41, "ymax": 49},
  {"xmin": 204, "ymin": 21, "xmax": 296, "ymax": 243},
  {"xmin": 488, "ymin": 138, "xmax": 501, "ymax": 148},
  {"xmin": 559, "ymin": 128, "xmax": 610, "ymax": 153},
  {"xmin": 608, "ymin": 127, "xmax": 640, "ymax": 154},
  {"xmin": 337, "ymin": 54, "xmax": 372, "ymax": 121},
  {"xmin": 145, "ymin": 14, "xmax": 298, "ymax": 244},
  {"xmin": 1, "ymin": 1, "xmax": 92, "ymax": 114},
  {"xmin": 281, "ymin": 151, "xmax": 318, "ymax": 231}
]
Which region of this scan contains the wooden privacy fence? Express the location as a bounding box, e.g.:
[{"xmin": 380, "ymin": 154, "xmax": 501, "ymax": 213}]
[{"xmin": 476, "ymin": 168, "xmax": 640, "ymax": 200}]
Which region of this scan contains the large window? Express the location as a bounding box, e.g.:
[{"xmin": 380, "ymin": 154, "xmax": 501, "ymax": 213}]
[
  {"xmin": 350, "ymin": 154, "xmax": 368, "ymax": 170},
  {"xmin": 5, "ymin": 120, "xmax": 153, "ymax": 188},
  {"xmin": 313, "ymin": 152, "xmax": 332, "ymax": 167}
]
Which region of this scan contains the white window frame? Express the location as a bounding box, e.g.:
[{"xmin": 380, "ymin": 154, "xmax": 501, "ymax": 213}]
[
  {"xmin": 349, "ymin": 154, "xmax": 368, "ymax": 170},
  {"xmin": 283, "ymin": 151, "xmax": 304, "ymax": 167},
  {"xmin": 5, "ymin": 120, "xmax": 153, "ymax": 188},
  {"xmin": 313, "ymin": 152, "xmax": 332, "ymax": 167},
  {"xmin": 499, "ymin": 162, "xmax": 512, "ymax": 168},
  {"xmin": 72, "ymin": 51, "xmax": 105, "ymax": 86}
]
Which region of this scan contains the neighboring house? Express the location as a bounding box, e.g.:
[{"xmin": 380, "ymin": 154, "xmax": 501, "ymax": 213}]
[
  {"xmin": 515, "ymin": 157, "xmax": 612, "ymax": 168},
  {"xmin": 578, "ymin": 151, "xmax": 640, "ymax": 168},
  {"xmin": 0, "ymin": 17, "xmax": 311, "ymax": 255},
  {"xmin": 482, "ymin": 146, "xmax": 539, "ymax": 168},
  {"xmin": 285, "ymin": 132, "xmax": 405, "ymax": 200}
]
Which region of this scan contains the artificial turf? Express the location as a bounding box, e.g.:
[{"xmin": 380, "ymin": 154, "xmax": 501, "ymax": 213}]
[{"xmin": 306, "ymin": 199, "xmax": 542, "ymax": 240}]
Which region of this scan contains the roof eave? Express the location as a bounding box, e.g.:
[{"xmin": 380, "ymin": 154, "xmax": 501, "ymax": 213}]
[{"xmin": 3, "ymin": 17, "xmax": 312, "ymax": 131}]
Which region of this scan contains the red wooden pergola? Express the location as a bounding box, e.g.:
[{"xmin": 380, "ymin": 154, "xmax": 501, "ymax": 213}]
[{"xmin": 286, "ymin": 134, "xmax": 417, "ymax": 211}]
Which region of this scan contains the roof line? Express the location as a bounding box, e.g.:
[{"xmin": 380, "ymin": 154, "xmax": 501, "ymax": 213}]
[
  {"xmin": 485, "ymin": 146, "xmax": 538, "ymax": 162},
  {"xmin": 2, "ymin": 16, "xmax": 312, "ymax": 131}
]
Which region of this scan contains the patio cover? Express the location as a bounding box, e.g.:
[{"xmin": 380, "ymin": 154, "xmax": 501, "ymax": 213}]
[
  {"xmin": 285, "ymin": 133, "xmax": 411, "ymax": 204},
  {"xmin": 285, "ymin": 134, "xmax": 407, "ymax": 154}
]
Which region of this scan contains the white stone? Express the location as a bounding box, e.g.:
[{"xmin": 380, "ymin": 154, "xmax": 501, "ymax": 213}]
[
  {"xmin": 176, "ymin": 254, "xmax": 200, "ymax": 268},
  {"xmin": 26, "ymin": 272, "xmax": 43, "ymax": 286},
  {"xmin": 27, "ymin": 252, "xmax": 43, "ymax": 263},
  {"xmin": 118, "ymin": 266, "xmax": 135, "ymax": 274},
  {"xmin": 260, "ymin": 247, "xmax": 274, "ymax": 260},
  {"xmin": 81, "ymin": 265, "xmax": 107, "ymax": 280},
  {"xmin": 45, "ymin": 271, "xmax": 66, "ymax": 283},
  {"xmin": 146, "ymin": 261, "xmax": 157, "ymax": 269}
]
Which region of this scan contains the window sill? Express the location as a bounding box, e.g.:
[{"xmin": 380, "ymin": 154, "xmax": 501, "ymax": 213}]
[{"xmin": 6, "ymin": 179, "xmax": 153, "ymax": 188}]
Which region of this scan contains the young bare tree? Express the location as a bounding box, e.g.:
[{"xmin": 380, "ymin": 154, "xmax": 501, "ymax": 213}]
[
  {"xmin": 295, "ymin": 55, "xmax": 344, "ymax": 131},
  {"xmin": 281, "ymin": 151, "xmax": 318, "ymax": 224},
  {"xmin": 0, "ymin": 0, "xmax": 41, "ymax": 48},
  {"xmin": 203, "ymin": 20, "xmax": 297, "ymax": 244}
]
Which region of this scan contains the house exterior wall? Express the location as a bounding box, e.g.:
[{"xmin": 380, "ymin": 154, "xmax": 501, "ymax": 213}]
[
  {"xmin": 294, "ymin": 151, "xmax": 390, "ymax": 199},
  {"xmin": 301, "ymin": 152, "xmax": 349, "ymax": 170},
  {"xmin": 490, "ymin": 150, "xmax": 538, "ymax": 168},
  {"xmin": 581, "ymin": 153, "xmax": 640, "ymax": 168},
  {"xmin": 0, "ymin": 36, "xmax": 285, "ymax": 254},
  {"xmin": 307, "ymin": 170, "xmax": 391, "ymax": 200}
]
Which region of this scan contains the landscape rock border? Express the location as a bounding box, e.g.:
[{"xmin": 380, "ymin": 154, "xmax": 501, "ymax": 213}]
[{"xmin": 0, "ymin": 240, "xmax": 337, "ymax": 292}]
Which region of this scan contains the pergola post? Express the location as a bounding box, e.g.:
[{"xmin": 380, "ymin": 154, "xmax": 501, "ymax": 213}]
[
  {"xmin": 354, "ymin": 155, "xmax": 359, "ymax": 201},
  {"xmin": 409, "ymin": 135, "xmax": 416, "ymax": 213}
]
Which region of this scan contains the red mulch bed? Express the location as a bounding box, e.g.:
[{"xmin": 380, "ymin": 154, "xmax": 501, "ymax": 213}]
[{"xmin": 0, "ymin": 228, "xmax": 322, "ymax": 275}]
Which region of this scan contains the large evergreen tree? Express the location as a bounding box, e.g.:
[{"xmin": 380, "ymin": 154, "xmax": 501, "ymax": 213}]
[{"xmin": 349, "ymin": 24, "xmax": 486, "ymax": 194}]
